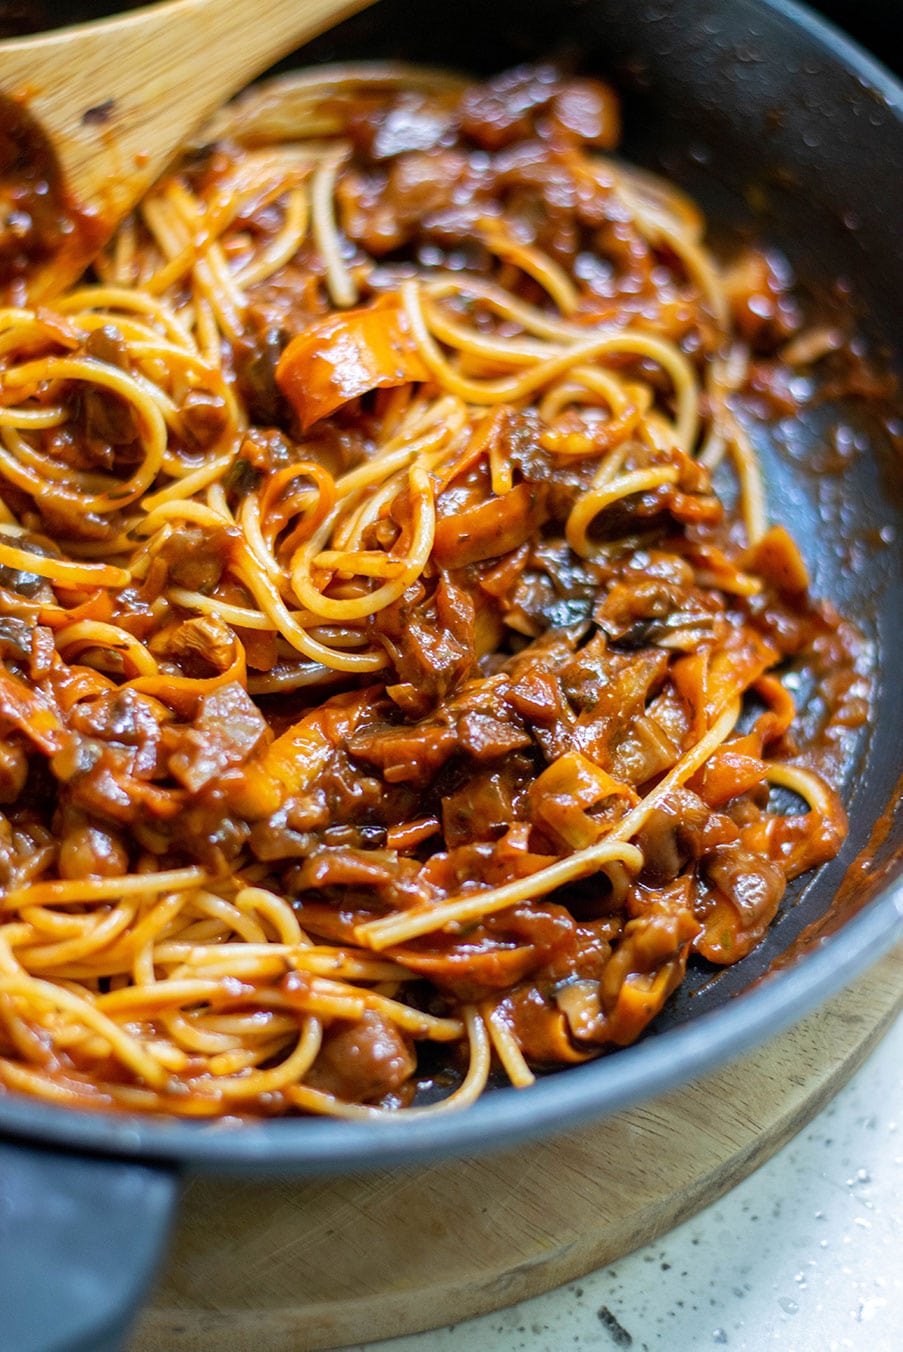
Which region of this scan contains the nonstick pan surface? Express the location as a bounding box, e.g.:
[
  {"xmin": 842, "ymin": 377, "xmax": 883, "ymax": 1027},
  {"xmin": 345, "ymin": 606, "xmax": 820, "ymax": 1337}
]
[{"xmin": 0, "ymin": 3, "xmax": 901, "ymax": 1349}]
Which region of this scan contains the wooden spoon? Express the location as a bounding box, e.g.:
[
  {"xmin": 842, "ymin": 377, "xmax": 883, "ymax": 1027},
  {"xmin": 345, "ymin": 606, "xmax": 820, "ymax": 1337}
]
[{"xmin": 0, "ymin": 0, "xmax": 377, "ymax": 294}]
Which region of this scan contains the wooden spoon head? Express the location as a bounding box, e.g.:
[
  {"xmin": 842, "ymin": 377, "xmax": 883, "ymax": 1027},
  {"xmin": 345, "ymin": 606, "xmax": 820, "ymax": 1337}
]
[
  {"xmin": 0, "ymin": 0, "xmax": 381, "ymax": 301},
  {"xmin": 0, "ymin": 93, "xmax": 112, "ymax": 303}
]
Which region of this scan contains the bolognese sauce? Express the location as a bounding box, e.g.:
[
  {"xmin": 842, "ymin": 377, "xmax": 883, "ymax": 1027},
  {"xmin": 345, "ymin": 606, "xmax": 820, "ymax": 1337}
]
[{"xmin": 0, "ymin": 65, "xmax": 873, "ymax": 1118}]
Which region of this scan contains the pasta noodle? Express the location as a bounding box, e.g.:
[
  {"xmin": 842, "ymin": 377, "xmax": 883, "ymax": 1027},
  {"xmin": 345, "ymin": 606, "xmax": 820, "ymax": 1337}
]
[{"xmin": 0, "ymin": 62, "xmax": 866, "ymax": 1119}]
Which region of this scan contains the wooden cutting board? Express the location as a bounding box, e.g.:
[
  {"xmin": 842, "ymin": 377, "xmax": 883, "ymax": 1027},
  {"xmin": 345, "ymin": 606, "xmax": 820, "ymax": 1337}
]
[{"xmin": 132, "ymin": 944, "xmax": 902, "ymax": 1352}]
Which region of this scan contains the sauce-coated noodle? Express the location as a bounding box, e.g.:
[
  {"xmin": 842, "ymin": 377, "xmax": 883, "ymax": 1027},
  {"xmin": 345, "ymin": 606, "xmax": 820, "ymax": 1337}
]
[{"xmin": 0, "ymin": 64, "xmax": 868, "ymax": 1118}]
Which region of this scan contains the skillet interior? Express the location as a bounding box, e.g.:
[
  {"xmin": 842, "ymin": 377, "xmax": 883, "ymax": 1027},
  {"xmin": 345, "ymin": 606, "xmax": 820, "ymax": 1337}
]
[{"xmin": 0, "ymin": 0, "xmax": 901, "ymax": 1169}]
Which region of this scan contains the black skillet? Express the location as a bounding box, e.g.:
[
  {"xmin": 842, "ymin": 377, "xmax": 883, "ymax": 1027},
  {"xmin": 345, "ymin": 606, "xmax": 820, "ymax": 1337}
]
[{"xmin": 1, "ymin": 2, "xmax": 902, "ymax": 1349}]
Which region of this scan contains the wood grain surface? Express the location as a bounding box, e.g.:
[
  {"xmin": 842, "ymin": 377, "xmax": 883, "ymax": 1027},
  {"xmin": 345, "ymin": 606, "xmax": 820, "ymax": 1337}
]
[{"xmin": 130, "ymin": 944, "xmax": 902, "ymax": 1352}]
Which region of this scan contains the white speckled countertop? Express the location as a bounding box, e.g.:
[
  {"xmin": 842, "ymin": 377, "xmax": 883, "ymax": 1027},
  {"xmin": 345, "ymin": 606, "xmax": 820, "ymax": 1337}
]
[{"xmin": 350, "ymin": 1010, "xmax": 902, "ymax": 1352}]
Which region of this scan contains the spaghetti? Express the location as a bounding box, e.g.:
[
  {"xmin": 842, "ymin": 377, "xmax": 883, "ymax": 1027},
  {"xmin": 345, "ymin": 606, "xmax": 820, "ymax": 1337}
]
[{"xmin": 0, "ymin": 63, "xmax": 867, "ymax": 1119}]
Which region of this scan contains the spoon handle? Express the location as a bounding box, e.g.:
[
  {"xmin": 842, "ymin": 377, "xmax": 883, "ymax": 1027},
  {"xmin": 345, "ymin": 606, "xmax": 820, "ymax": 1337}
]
[{"xmin": 0, "ymin": 0, "xmax": 374, "ymax": 244}]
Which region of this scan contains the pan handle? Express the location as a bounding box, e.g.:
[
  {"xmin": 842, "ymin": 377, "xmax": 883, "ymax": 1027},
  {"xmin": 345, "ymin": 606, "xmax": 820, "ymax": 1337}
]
[{"xmin": 0, "ymin": 1137, "xmax": 179, "ymax": 1352}]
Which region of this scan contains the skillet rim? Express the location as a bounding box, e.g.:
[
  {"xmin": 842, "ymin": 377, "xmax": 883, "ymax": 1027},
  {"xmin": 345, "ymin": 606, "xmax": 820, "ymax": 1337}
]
[{"xmin": 0, "ymin": 0, "xmax": 901, "ymax": 1172}]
